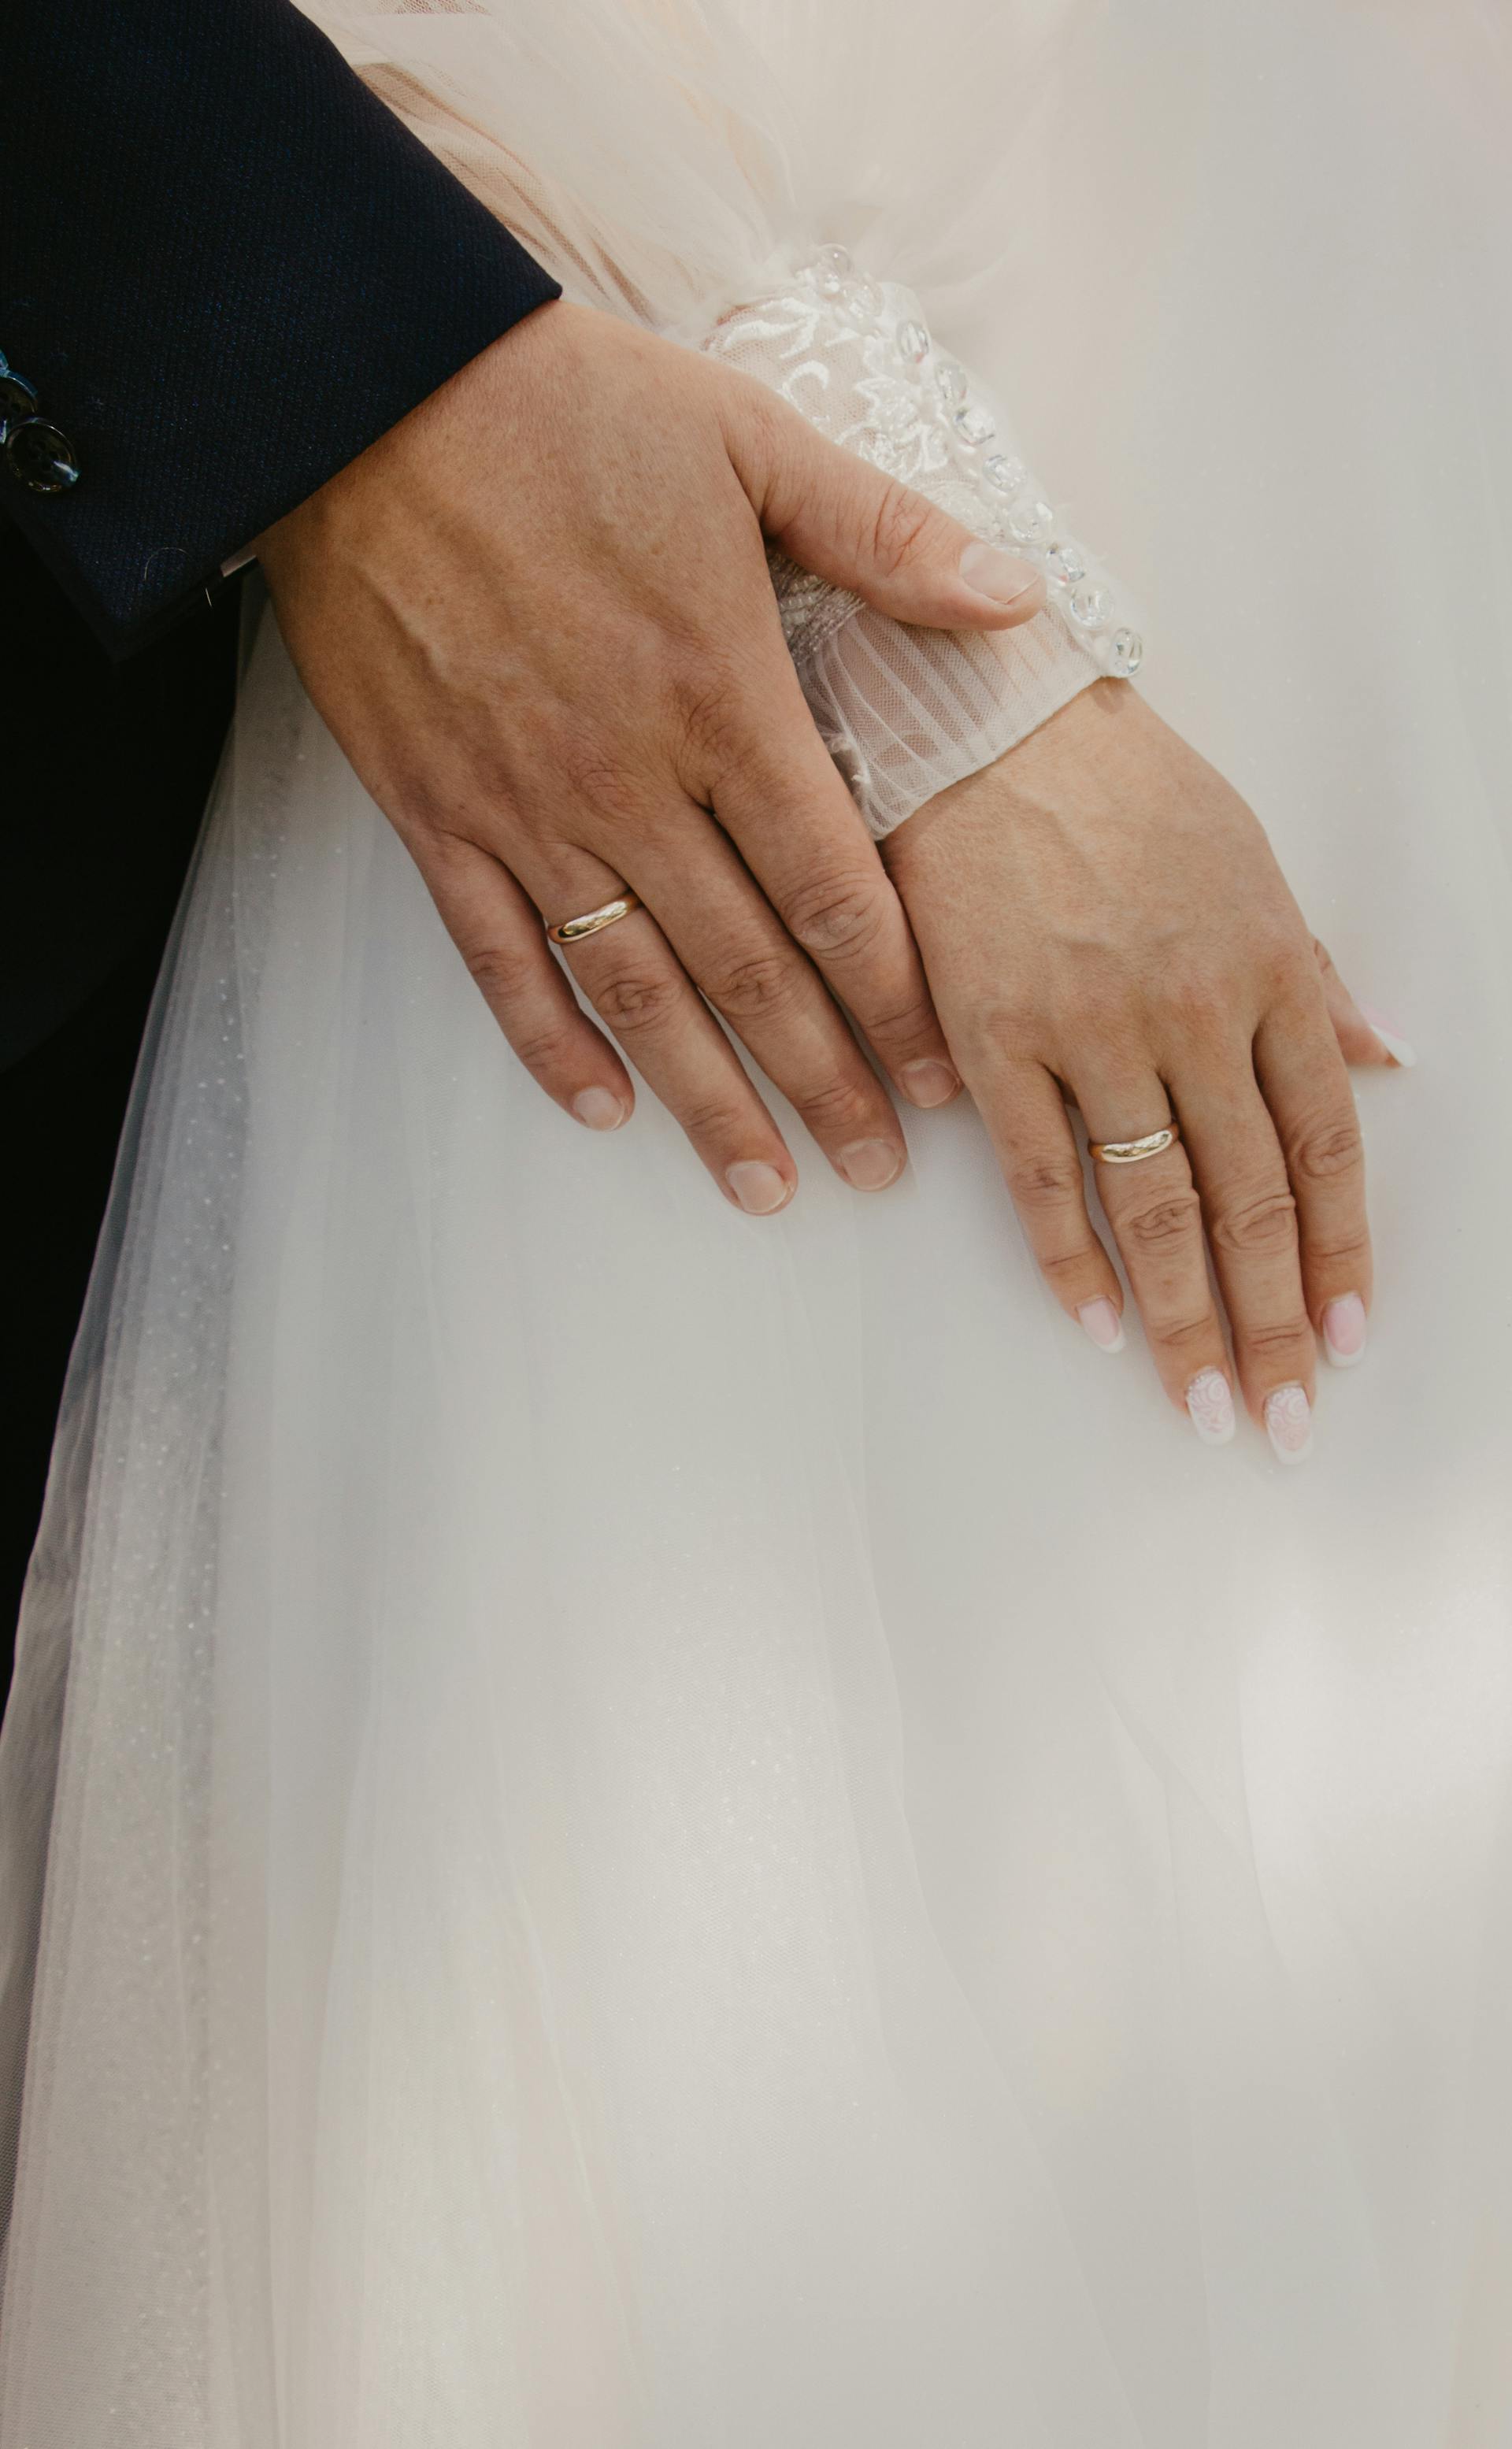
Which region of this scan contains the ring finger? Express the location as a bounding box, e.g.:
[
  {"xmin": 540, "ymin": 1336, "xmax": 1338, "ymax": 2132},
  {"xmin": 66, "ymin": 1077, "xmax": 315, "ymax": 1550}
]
[
  {"xmin": 1076, "ymin": 1069, "xmax": 1237, "ymax": 1445},
  {"xmin": 532, "ymin": 846, "xmax": 800, "ymax": 1216}
]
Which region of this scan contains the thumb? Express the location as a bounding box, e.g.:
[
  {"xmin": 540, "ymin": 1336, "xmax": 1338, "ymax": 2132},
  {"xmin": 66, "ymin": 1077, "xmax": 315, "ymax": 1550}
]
[
  {"xmin": 734, "ymin": 392, "xmax": 1047, "ymax": 633},
  {"xmin": 1311, "ymin": 936, "xmax": 1416, "ymax": 1070}
]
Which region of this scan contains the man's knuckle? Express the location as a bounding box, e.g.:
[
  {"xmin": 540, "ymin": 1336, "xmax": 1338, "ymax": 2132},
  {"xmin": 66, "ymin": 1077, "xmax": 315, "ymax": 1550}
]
[
  {"xmin": 1209, "ymin": 1184, "xmax": 1298, "ymax": 1255},
  {"xmin": 786, "ymin": 871, "xmax": 887, "ymax": 960},
  {"xmin": 712, "ymin": 950, "xmax": 802, "ymax": 1024},
  {"xmin": 791, "ymin": 1076, "xmax": 875, "ymax": 1136},
  {"xmin": 868, "ymin": 480, "xmax": 934, "ymax": 577},
  {"xmin": 862, "ymin": 991, "xmax": 937, "ymax": 1050},
  {"xmin": 676, "ymin": 1092, "xmax": 747, "ymax": 1142}
]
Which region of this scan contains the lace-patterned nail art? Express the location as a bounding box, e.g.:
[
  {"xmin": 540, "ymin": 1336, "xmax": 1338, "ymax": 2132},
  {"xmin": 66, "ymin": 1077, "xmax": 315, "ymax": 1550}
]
[
  {"xmin": 1264, "ymin": 1383, "xmax": 1314, "ymax": 1464},
  {"xmin": 1185, "ymin": 1368, "xmax": 1236, "ymax": 1446}
]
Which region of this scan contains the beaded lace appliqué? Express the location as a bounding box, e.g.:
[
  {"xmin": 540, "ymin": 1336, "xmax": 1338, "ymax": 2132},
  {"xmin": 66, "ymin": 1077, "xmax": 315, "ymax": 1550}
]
[{"xmin": 703, "ymin": 246, "xmax": 1143, "ymax": 686}]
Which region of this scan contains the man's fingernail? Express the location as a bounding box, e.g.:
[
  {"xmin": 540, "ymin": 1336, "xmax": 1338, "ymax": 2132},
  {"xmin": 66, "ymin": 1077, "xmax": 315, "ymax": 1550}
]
[
  {"xmin": 1264, "ymin": 1383, "xmax": 1314, "ymax": 1465},
  {"xmin": 1357, "ymin": 1002, "xmax": 1418, "ymax": 1067},
  {"xmin": 726, "ymin": 1160, "xmax": 792, "ymax": 1215},
  {"xmin": 900, "ymin": 1058, "xmax": 960, "ymax": 1108},
  {"xmin": 1076, "ymin": 1298, "xmax": 1125, "ymax": 1353},
  {"xmin": 1321, "ymin": 1291, "xmax": 1368, "ymax": 1368},
  {"xmin": 838, "ymin": 1138, "xmax": 905, "ymax": 1191},
  {"xmin": 1185, "ymin": 1367, "xmax": 1236, "ymax": 1446},
  {"xmin": 958, "ymin": 541, "xmax": 1042, "ymax": 606},
  {"xmin": 573, "ymin": 1086, "xmax": 626, "ymax": 1131}
]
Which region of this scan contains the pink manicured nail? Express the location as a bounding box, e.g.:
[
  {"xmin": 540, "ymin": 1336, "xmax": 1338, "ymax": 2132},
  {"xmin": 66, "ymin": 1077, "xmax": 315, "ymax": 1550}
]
[
  {"xmin": 573, "ymin": 1086, "xmax": 626, "ymax": 1131},
  {"xmin": 726, "ymin": 1161, "xmax": 792, "ymax": 1215},
  {"xmin": 1357, "ymin": 1002, "xmax": 1418, "ymax": 1068},
  {"xmin": 900, "ymin": 1058, "xmax": 961, "ymax": 1109},
  {"xmin": 1076, "ymin": 1298, "xmax": 1125, "ymax": 1354},
  {"xmin": 1185, "ymin": 1368, "xmax": 1236, "ymax": 1447},
  {"xmin": 958, "ymin": 541, "xmax": 1041, "ymax": 606},
  {"xmin": 1264, "ymin": 1383, "xmax": 1314, "ymax": 1465},
  {"xmin": 1321, "ymin": 1292, "xmax": 1368, "ymax": 1369},
  {"xmin": 838, "ymin": 1139, "xmax": 904, "ymax": 1191}
]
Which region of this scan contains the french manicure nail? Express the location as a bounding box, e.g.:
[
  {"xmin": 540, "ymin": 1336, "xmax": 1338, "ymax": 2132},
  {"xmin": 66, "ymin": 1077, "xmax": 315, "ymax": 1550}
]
[
  {"xmin": 838, "ymin": 1138, "xmax": 905, "ymax": 1191},
  {"xmin": 726, "ymin": 1160, "xmax": 791, "ymax": 1215},
  {"xmin": 900, "ymin": 1058, "xmax": 961, "ymax": 1109},
  {"xmin": 1357, "ymin": 1002, "xmax": 1418, "ymax": 1068},
  {"xmin": 1321, "ymin": 1291, "xmax": 1368, "ymax": 1369},
  {"xmin": 1076, "ymin": 1298, "xmax": 1125, "ymax": 1354},
  {"xmin": 573, "ymin": 1086, "xmax": 626, "ymax": 1131},
  {"xmin": 958, "ymin": 541, "xmax": 1042, "ymax": 606},
  {"xmin": 1264, "ymin": 1383, "xmax": 1314, "ymax": 1465},
  {"xmin": 1185, "ymin": 1367, "xmax": 1236, "ymax": 1446}
]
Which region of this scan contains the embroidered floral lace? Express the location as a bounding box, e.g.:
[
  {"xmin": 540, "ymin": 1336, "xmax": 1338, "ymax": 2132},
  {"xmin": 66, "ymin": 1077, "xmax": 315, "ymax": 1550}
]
[{"xmin": 702, "ymin": 247, "xmax": 1144, "ymax": 838}]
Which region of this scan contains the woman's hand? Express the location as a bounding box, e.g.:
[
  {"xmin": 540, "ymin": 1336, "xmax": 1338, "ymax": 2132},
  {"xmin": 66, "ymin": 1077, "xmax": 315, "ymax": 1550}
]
[
  {"xmin": 884, "ymin": 680, "xmax": 1404, "ymax": 1459},
  {"xmin": 258, "ymin": 299, "xmax": 1047, "ymax": 1215}
]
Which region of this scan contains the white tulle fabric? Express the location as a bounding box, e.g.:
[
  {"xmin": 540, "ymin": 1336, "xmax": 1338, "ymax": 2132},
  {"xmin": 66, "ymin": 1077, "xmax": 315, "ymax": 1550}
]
[{"xmin": 3, "ymin": 2, "xmax": 1512, "ymax": 2444}]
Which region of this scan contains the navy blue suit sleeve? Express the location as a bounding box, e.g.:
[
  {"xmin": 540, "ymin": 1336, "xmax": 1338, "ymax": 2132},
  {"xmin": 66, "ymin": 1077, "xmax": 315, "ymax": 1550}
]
[{"xmin": 0, "ymin": 0, "xmax": 560, "ymax": 653}]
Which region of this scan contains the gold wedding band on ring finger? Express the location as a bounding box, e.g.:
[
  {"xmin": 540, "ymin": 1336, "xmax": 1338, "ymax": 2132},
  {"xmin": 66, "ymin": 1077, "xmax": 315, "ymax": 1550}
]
[
  {"xmin": 1086, "ymin": 1112, "xmax": 1237, "ymax": 1447},
  {"xmin": 547, "ymin": 890, "xmax": 643, "ymax": 946},
  {"xmin": 1089, "ymin": 1123, "xmax": 1182, "ymax": 1165}
]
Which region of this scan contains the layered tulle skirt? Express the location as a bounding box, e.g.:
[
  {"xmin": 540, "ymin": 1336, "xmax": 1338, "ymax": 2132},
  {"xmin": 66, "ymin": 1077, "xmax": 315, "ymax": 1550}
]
[{"xmin": 2, "ymin": 2, "xmax": 1512, "ymax": 2441}]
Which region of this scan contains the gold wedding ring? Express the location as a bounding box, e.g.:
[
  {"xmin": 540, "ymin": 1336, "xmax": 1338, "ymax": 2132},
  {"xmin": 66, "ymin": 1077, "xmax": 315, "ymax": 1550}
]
[
  {"xmin": 1088, "ymin": 1124, "xmax": 1180, "ymax": 1166},
  {"xmin": 547, "ymin": 891, "xmax": 643, "ymax": 946}
]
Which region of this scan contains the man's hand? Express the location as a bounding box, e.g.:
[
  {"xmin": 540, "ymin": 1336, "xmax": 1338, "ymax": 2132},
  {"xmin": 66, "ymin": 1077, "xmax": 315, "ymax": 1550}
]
[
  {"xmin": 884, "ymin": 682, "xmax": 1400, "ymax": 1457},
  {"xmin": 257, "ymin": 298, "xmax": 1046, "ymax": 1213}
]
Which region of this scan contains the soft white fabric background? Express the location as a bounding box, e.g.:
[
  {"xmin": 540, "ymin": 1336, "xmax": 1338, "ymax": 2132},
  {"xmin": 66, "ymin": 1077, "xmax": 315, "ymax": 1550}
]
[{"xmin": 2, "ymin": 2, "xmax": 1510, "ymax": 2443}]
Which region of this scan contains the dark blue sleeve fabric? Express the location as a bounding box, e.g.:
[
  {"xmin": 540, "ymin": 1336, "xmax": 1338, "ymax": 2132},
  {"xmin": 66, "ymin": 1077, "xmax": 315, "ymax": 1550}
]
[{"xmin": 0, "ymin": 0, "xmax": 560, "ymax": 654}]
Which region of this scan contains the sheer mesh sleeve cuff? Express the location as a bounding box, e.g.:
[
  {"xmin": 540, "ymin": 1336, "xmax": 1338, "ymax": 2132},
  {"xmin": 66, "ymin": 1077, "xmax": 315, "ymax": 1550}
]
[{"xmin": 700, "ymin": 250, "xmax": 1145, "ymax": 839}]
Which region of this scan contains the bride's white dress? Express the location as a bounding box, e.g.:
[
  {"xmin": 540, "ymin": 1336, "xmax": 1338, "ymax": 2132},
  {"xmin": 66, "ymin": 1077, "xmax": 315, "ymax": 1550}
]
[{"xmin": 2, "ymin": 2, "xmax": 1511, "ymax": 2442}]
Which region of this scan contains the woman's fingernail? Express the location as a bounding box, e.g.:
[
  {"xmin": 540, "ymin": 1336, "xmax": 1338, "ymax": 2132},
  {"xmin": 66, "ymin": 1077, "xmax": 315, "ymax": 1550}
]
[
  {"xmin": 1321, "ymin": 1291, "xmax": 1368, "ymax": 1368},
  {"xmin": 573, "ymin": 1086, "xmax": 626, "ymax": 1131},
  {"xmin": 900, "ymin": 1058, "xmax": 961, "ymax": 1109},
  {"xmin": 1185, "ymin": 1367, "xmax": 1236, "ymax": 1446},
  {"xmin": 1076, "ymin": 1298, "xmax": 1125, "ymax": 1354},
  {"xmin": 958, "ymin": 541, "xmax": 1042, "ymax": 606},
  {"xmin": 838, "ymin": 1138, "xmax": 905, "ymax": 1191},
  {"xmin": 1264, "ymin": 1383, "xmax": 1314, "ymax": 1465},
  {"xmin": 726, "ymin": 1161, "xmax": 792, "ymax": 1215},
  {"xmin": 1357, "ymin": 1002, "xmax": 1418, "ymax": 1067}
]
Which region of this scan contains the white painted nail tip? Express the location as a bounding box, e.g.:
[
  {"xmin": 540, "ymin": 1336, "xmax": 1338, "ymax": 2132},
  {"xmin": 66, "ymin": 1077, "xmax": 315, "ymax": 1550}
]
[
  {"xmin": 1358, "ymin": 1003, "xmax": 1418, "ymax": 1068},
  {"xmin": 1321, "ymin": 1291, "xmax": 1368, "ymax": 1369},
  {"xmin": 1185, "ymin": 1368, "xmax": 1236, "ymax": 1446},
  {"xmin": 1076, "ymin": 1299, "xmax": 1126, "ymax": 1354},
  {"xmin": 1264, "ymin": 1382, "xmax": 1314, "ymax": 1465},
  {"xmin": 1368, "ymin": 1022, "xmax": 1418, "ymax": 1068}
]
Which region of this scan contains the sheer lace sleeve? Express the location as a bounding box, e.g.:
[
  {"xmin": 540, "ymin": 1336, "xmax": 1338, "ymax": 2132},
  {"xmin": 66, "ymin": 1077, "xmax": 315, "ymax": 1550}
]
[{"xmin": 702, "ymin": 250, "xmax": 1143, "ymax": 839}]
